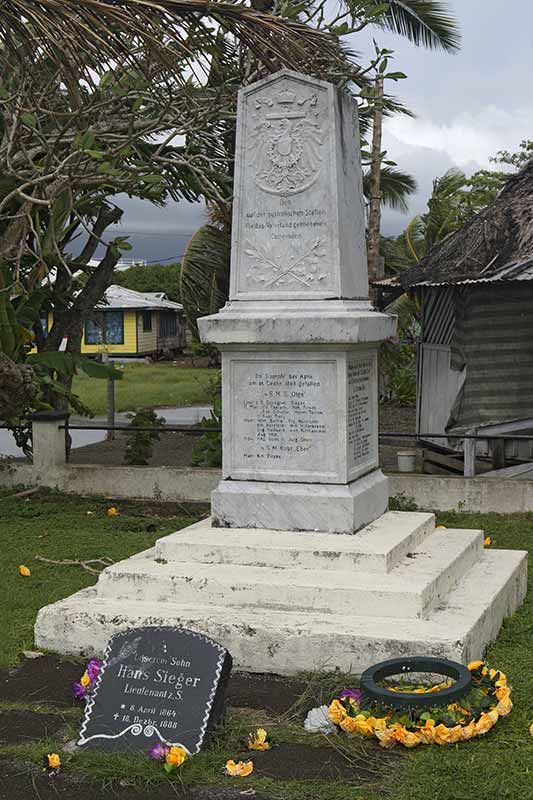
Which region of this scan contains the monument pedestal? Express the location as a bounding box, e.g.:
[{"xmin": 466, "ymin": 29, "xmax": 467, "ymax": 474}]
[
  {"xmin": 211, "ymin": 470, "xmax": 388, "ymax": 533},
  {"xmin": 34, "ymin": 512, "xmax": 527, "ymax": 673},
  {"xmin": 34, "ymin": 70, "xmax": 527, "ymax": 673}
]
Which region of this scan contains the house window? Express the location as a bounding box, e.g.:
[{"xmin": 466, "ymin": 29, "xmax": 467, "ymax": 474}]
[
  {"xmin": 142, "ymin": 311, "xmax": 152, "ymax": 332},
  {"xmin": 159, "ymin": 311, "xmax": 177, "ymax": 338},
  {"xmin": 85, "ymin": 310, "xmax": 124, "ymax": 345}
]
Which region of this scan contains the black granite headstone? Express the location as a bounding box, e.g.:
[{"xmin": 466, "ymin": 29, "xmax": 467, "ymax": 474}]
[{"xmin": 77, "ymin": 627, "xmax": 232, "ymax": 754}]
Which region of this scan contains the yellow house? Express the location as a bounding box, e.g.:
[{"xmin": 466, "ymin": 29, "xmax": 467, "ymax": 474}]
[{"xmin": 42, "ymin": 285, "xmax": 186, "ymax": 358}]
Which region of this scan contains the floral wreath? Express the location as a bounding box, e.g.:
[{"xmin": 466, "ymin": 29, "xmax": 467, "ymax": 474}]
[{"xmin": 328, "ymin": 660, "xmax": 512, "ymax": 748}]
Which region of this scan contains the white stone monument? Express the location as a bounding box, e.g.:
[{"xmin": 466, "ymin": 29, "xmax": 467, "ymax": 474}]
[
  {"xmin": 35, "ymin": 71, "xmax": 527, "ymax": 674},
  {"xmin": 200, "ymin": 69, "xmax": 394, "ymax": 533}
]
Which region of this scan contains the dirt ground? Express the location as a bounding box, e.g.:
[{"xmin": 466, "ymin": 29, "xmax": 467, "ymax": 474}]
[
  {"xmin": 0, "ymin": 656, "xmax": 399, "ymax": 800},
  {"xmin": 69, "ymin": 403, "xmax": 416, "ymax": 470}
]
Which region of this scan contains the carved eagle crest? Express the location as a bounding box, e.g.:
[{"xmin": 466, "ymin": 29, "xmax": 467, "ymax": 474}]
[{"xmin": 248, "ymin": 89, "xmax": 324, "ymax": 196}]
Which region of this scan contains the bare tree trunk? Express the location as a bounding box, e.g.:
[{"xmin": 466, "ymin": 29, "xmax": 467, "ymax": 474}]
[{"xmin": 367, "ymin": 76, "xmax": 384, "ymax": 292}]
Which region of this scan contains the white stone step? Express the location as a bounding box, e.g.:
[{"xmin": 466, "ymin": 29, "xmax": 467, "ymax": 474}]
[
  {"xmin": 97, "ymin": 528, "xmax": 484, "ymax": 619},
  {"xmin": 155, "ymin": 511, "xmax": 436, "ymax": 573},
  {"xmin": 34, "ymin": 549, "xmax": 528, "ymax": 675}
]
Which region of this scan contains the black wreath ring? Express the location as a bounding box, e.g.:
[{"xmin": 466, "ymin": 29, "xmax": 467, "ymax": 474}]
[{"xmin": 359, "ymin": 657, "xmax": 472, "ymax": 710}]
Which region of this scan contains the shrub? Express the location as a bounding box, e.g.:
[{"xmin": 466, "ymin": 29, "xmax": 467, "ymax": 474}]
[{"xmin": 124, "ymin": 408, "xmax": 165, "ymax": 465}]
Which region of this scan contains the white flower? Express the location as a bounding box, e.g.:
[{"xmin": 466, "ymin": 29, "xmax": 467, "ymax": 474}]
[{"xmin": 304, "ymin": 705, "xmax": 336, "ymax": 734}]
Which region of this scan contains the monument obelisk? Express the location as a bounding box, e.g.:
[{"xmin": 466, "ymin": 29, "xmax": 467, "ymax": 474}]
[
  {"xmin": 199, "ymin": 69, "xmax": 396, "ymax": 532},
  {"xmin": 34, "ymin": 71, "xmax": 527, "ymax": 676}
]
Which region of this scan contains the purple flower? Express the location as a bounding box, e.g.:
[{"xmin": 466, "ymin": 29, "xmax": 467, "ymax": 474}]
[
  {"xmin": 340, "ymin": 688, "xmax": 361, "ymax": 703},
  {"xmin": 87, "ymin": 658, "xmax": 102, "ymax": 683},
  {"xmin": 72, "ymin": 682, "xmax": 86, "ymax": 701},
  {"xmin": 149, "ymin": 742, "xmax": 170, "ymax": 762}
]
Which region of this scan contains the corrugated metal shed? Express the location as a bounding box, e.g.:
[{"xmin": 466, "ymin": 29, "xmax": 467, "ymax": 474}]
[{"xmin": 410, "ymin": 258, "xmax": 533, "ymax": 288}]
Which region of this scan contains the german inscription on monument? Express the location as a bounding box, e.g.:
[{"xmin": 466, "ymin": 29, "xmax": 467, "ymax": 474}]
[
  {"xmin": 229, "ymin": 359, "xmax": 338, "ymax": 482},
  {"xmin": 347, "ymin": 355, "xmax": 376, "ymax": 474}
]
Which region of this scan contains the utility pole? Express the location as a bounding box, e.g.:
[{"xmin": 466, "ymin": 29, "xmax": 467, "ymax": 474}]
[{"xmin": 367, "ymin": 76, "xmax": 384, "ymax": 291}]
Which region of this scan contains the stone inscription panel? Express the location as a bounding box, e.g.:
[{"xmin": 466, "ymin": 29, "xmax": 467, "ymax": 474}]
[
  {"xmin": 347, "ymin": 355, "xmax": 377, "ymax": 473},
  {"xmin": 233, "ymin": 75, "xmax": 335, "ymax": 298},
  {"xmin": 230, "ymin": 359, "xmax": 339, "ymax": 482}
]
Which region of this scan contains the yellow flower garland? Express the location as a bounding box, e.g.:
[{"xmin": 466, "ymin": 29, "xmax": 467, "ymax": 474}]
[{"xmin": 328, "ymin": 661, "xmax": 511, "ymax": 749}]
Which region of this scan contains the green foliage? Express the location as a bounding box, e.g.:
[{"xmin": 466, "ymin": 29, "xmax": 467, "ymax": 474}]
[
  {"xmin": 491, "ymin": 138, "xmax": 533, "ymax": 169},
  {"xmin": 389, "ymin": 492, "xmax": 418, "ymax": 512},
  {"xmin": 114, "ymin": 262, "xmax": 181, "ymax": 302},
  {"xmin": 124, "ymin": 408, "xmax": 165, "ymax": 465},
  {"xmin": 388, "ymin": 140, "xmax": 533, "ymax": 273},
  {"xmin": 380, "ymin": 342, "xmax": 416, "ymax": 405},
  {"xmin": 191, "ymin": 372, "xmax": 222, "ymax": 468},
  {"xmin": 179, "ymin": 225, "xmax": 230, "ymax": 340}
]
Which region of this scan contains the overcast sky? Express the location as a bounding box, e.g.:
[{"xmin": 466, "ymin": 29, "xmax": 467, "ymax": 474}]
[{"xmin": 102, "ymin": 0, "xmax": 533, "ymax": 261}]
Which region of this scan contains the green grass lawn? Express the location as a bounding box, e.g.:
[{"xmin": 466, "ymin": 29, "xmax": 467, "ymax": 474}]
[
  {"xmin": 72, "ymin": 363, "xmax": 216, "ymax": 416},
  {"xmin": 0, "ymin": 492, "xmax": 531, "ymax": 799}
]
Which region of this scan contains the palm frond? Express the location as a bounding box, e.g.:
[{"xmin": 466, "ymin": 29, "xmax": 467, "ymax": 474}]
[
  {"xmin": 179, "ymin": 223, "xmax": 230, "ymax": 338},
  {"xmin": 379, "ymin": 166, "xmax": 417, "ymax": 211},
  {"xmin": 385, "ymin": 291, "xmax": 418, "ymax": 331},
  {"xmin": 372, "ymin": 1, "xmax": 461, "ymax": 52},
  {"xmin": 0, "ymin": 0, "xmax": 346, "ymax": 82},
  {"xmin": 405, "ymin": 214, "xmax": 425, "ymax": 262},
  {"xmin": 363, "ymin": 166, "xmax": 417, "ymax": 211}
]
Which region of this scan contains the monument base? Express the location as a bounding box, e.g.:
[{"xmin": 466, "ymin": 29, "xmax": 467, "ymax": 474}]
[
  {"xmin": 34, "ymin": 512, "xmax": 527, "ymax": 674},
  {"xmin": 211, "ymin": 470, "xmax": 388, "ymax": 533}
]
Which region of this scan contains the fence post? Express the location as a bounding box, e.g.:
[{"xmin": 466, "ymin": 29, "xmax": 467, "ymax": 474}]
[
  {"xmin": 30, "ymin": 411, "xmax": 68, "ymax": 470},
  {"xmin": 463, "ymin": 431, "xmax": 477, "ymax": 477}
]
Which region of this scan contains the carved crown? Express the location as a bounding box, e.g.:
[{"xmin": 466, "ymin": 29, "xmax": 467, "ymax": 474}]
[{"xmin": 276, "ymin": 89, "xmax": 296, "ymax": 105}]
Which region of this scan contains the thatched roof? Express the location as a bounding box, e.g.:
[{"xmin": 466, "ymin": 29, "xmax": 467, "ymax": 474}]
[{"xmin": 402, "ymin": 160, "xmax": 533, "ymax": 288}]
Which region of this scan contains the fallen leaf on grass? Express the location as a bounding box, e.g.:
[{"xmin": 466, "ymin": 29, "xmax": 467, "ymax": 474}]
[{"xmin": 18, "ymin": 564, "xmax": 31, "ymax": 576}]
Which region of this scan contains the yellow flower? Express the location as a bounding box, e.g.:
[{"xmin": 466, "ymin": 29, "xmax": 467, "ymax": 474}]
[
  {"xmin": 339, "ymin": 715, "xmax": 359, "ymax": 735},
  {"xmin": 47, "ymin": 753, "xmax": 61, "ymax": 769},
  {"xmin": 106, "ymin": 506, "xmax": 119, "ymax": 517},
  {"xmin": 460, "ymin": 720, "xmax": 477, "ymax": 742},
  {"xmin": 468, "ymin": 660, "xmax": 484, "ymax": 671},
  {"xmin": 18, "ymin": 565, "xmax": 31, "ymax": 577},
  {"xmin": 475, "ymin": 708, "xmax": 499, "ymax": 736},
  {"xmin": 394, "ymin": 725, "xmax": 421, "ymax": 749},
  {"xmin": 489, "ymin": 669, "xmax": 507, "ymax": 687},
  {"xmin": 372, "ymin": 717, "xmax": 388, "ymax": 732},
  {"xmin": 433, "ymin": 724, "xmax": 463, "ymax": 746},
  {"xmin": 495, "ymin": 685, "xmax": 511, "ymax": 702},
  {"xmin": 248, "ymin": 728, "xmax": 270, "ymax": 751},
  {"xmin": 484, "ymin": 537, "xmax": 492, "ymax": 546},
  {"xmin": 496, "ymin": 694, "xmax": 513, "ymax": 717},
  {"xmin": 225, "ymin": 760, "xmax": 253, "ymax": 777},
  {"xmin": 417, "ymin": 719, "xmax": 436, "ymax": 745},
  {"xmin": 165, "ymin": 746, "xmax": 188, "ymax": 767},
  {"xmin": 80, "ymin": 671, "xmax": 91, "ymax": 689},
  {"xmin": 375, "ymin": 727, "xmax": 398, "ymax": 749},
  {"xmin": 328, "ymin": 699, "xmax": 346, "ymax": 725}
]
